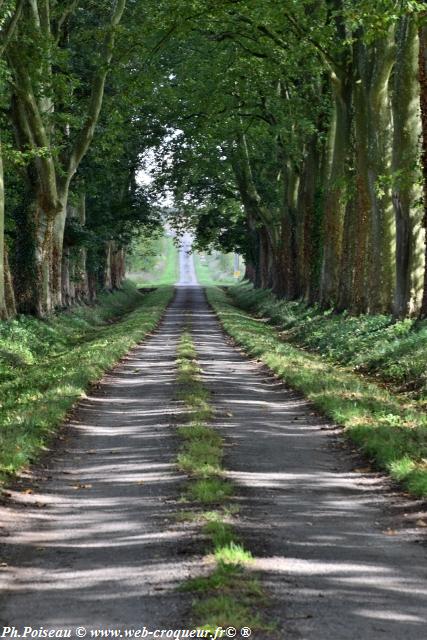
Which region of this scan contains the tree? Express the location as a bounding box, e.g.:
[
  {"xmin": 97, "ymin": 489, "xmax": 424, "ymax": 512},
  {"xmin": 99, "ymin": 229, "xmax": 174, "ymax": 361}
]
[
  {"xmin": 0, "ymin": 0, "xmax": 24, "ymax": 319},
  {"xmin": 7, "ymin": 0, "xmax": 126, "ymax": 315}
]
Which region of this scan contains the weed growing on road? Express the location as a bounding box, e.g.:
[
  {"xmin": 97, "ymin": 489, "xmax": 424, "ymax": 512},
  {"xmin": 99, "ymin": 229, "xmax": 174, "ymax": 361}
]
[
  {"xmin": 175, "ymin": 330, "xmax": 273, "ymax": 636},
  {"xmin": 207, "ymin": 286, "xmax": 427, "ymax": 497},
  {"xmin": 0, "ymin": 283, "xmax": 174, "ymax": 487}
]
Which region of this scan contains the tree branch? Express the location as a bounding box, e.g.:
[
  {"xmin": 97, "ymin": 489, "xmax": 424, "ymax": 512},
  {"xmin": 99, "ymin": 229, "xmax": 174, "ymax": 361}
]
[
  {"xmin": 0, "ymin": 0, "xmax": 25, "ymax": 57},
  {"xmin": 234, "ymin": 10, "xmax": 343, "ymax": 73},
  {"xmin": 54, "ymin": 0, "xmax": 78, "ymax": 43},
  {"xmin": 65, "ymin": 0, "xmax": 126, "ymax": 182}
]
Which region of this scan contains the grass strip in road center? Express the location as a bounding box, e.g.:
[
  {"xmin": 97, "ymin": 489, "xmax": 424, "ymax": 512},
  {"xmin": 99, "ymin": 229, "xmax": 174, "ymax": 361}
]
[
  {"xmin": 175, "ymin": 330, "xmax": 274, "ymax": 636},
  {"xmin": 206, "ymin": 286, "xmax": 427, "ymax": 498}
]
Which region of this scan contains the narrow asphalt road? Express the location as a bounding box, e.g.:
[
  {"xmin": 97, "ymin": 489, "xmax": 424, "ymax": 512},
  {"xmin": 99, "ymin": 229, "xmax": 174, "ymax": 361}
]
[{"xmin": 1, "ymin": 245, "xmax": 426, "ymax": 640}]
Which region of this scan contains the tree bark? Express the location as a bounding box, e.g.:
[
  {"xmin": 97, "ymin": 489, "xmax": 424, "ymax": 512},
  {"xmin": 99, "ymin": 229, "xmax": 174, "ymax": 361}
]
[
  {"xmin": 320, "ymin": 72, "xmax": 352, "ymax": 308},
  {"xmin": 352, "ymin": 28, "xmax": 396, "ymax": 314},
  {"xmin": 419, "ymin": 21, "xmax": 427, "ymax": 318},
  {"xmin": 0, "ymin": 137, "xmax": 6, "ymax": 319},
  {"xmin": 7, "ymin": 0, "xmax": 127, "ymax": 316},
  {"xmin": 392, "ymin": 17, "xmax": 423, "ymax": 317}
]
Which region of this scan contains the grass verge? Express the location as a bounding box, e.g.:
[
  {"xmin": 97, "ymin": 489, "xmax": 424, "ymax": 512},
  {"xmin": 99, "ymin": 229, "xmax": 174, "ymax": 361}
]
[
  {"xmin": 175, "ymin": 330, "xmax": 273, "ymax": 636},
  {"xmin": 206, "ymin": 286, "xmax": 427, "ymax": 498},
  {"xmin": 230, "ymin": 282, "xmax": 427, "ymax": 404},
  {"xmin": 0, "ymin": 282, "xmax": 174, "ymax": 487},
  {"xmin": 128, "ymin": 234, "xmax": 178, "ymax": 286},
  {"xmin": 194, "ymin": 252, "xmax": 239, "ymax": 287}
]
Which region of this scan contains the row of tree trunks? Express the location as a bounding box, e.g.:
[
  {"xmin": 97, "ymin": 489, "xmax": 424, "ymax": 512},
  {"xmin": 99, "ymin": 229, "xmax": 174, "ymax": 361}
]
[
  {"xmin": 62, "ymin": 240, "xmax": 127, "ymax": 309},
  {"xmin": 240, "ymin": 15, "xmax": 427, "ymax": 319},
  {"xmin": 61, "ymin": 194, "xmax": 90, "ymax": 308}
]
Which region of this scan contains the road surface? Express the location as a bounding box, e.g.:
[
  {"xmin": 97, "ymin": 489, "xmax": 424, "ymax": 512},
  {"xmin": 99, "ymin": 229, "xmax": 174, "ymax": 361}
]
[{"xmin": 0, "ymin": 241, "xmax": 426, "ymax": 639}]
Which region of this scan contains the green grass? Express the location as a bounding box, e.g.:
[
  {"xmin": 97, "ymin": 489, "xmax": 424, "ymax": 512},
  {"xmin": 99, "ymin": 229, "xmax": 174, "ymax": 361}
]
[
  {"xmin": 0, "ymin": 282, "xmax": 173, "ymax": 487},
  {"xmin": 214, "ymin": 542, "xmax": 253, "ymax": 566},
  {"xmin": 230, "ymin": 282, "xmax": 427, "ymax": 404},
  {"xmin": 176, "ymin": 332, "xmax": 222, "ymax": 491},
  {"xmin": 175, "ymin": 330, "xmax": 272, "ymax": 636},
  {"xmin": 188, "ymin": 477, "xmax": 234, "ymax": 504},
  {"xmin": 193, "ymin": 594, "xmax": 267, "ymax": 635},
  {"xmin": 194, "ymin": 252, "xmax": 240, "ymax": 286},
  {"xmin": 127, "ymin": 234, "xmax": 178, "ymax": 286},
  {"xmin": 203, "ymin": 520, "xmax": 236, "ymax": 548},
  {"xmin": 177, "ymin": 439, "xmax": 223, "ymax": 477},
  {"xmin": 181, "ymin": 562, "xmax": 242, "ymax": 593},
  {"xmin": 207, "ymin": 285, "xmax": 427, "ymax": 497}
]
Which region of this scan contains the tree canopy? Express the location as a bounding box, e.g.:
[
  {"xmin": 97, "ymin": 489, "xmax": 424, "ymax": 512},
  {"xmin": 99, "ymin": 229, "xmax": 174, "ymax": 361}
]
[{"xmin": 0, "ymin": 0, "xmax": 426, "ymax": 318}]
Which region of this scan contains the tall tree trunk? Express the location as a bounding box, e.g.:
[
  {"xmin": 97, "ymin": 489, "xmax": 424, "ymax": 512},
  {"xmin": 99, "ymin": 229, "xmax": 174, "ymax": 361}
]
[
  {"xmin": 7, "ymin": 0, "xmax": 126, "ymax": 317},
  {"xmin": 14, "ymin": 184, "xmax": 62, "ymax": 318},
  {"xmin": 4, "ymin": 245, "xmax": 16, "ymax": 317},
  {"xmin": 275, "ymin": 162, "xmax": 299, "ymax": 298},
  {"xmin": 352, "ymin": 29, "xmax": 396, "ymax": 314},
  {"xmin": 52, "ymin": 195, "xmax": 69, "ymax": 308},
  {"xmin": 337, "ymin": 194, "xmax": 357, "ymax": 311},
  {"xmin": 75, "ymin": 192, "xmax": 89, "ymax": 301},
  {"xmin": 393, "ymin": 17, "xmax": 423, "ymax": 317},
  {"xmin": 352, "ymin": 72, "xmax": 371, "ymax": 314},
  {"xmin": 320, "ymin": 73, "xmax": 351, "ymax": 307},
  {"xmin": 367, "ymin": 32, "xmax": 396, "ymax": 314},
  {"xmin": 0, "ymin": 137, "xmax": 6, "ymax": 319},
  {"xmin": 419, "ymin": 21, "xmax": 427, "ymax": 318},
  {"xmin": 257, "ymin": 227, "xmax": 273, "ymax": 289},
  {"xmin": 297, "ymin": 138, "xmax": 321, "ymax": 302},
  {"xmin": 0, "ymin": 136, "xmax": 17, "ymax": 320}
]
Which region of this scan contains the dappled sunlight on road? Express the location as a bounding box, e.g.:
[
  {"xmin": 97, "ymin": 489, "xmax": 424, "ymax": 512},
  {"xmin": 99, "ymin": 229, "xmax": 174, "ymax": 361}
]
[
  {"xmin": 187, "ymin": 286, "xmax": 427, "ymax": 640},
  {"xmin": 1, "ymin": 282, "xmax": 426, "ymax": 639},
  {"xmin": 0, "ymin": 288, "xmax": 205, "ymax": 630}
]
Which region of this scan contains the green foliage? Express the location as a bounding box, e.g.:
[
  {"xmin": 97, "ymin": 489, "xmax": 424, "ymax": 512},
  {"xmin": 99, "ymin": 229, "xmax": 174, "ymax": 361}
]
[
  {"xmin": 230, "ymin": 282, "xmax": 427, "ymax": 401},
  {"xmin": 127, "ymin": 234, "xmax": 179, "ymax": 286},
  {"xmin": 203, "ymin": 520, "xmax": 236, "ymax": 549},
  {"xmin": 208, "ymin": 284, "xmax": 427, "ymax": 497},
  {"xmin": 214, "ymin": 542, "xmax": 253, "ymax": 566},
  {"xmin": 0, "ymin": 283, "xmax": 173, "ymax": 485},
  {"xmin": 193, "ymin": 595, "xmax": 269, "ymax": 636},
  {"xmin": 194, "ymin": 251, "xmax": 240, "ymax": 287}
]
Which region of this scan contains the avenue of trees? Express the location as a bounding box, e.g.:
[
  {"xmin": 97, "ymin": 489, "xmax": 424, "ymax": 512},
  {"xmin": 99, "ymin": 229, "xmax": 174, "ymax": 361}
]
[
  {"xmin": 0, "ymin": 0, "xmax": 162, "ymax": 318},
  {"xmin": 1, "ymin": 1, "xmax": 427, "ymax": 319}
]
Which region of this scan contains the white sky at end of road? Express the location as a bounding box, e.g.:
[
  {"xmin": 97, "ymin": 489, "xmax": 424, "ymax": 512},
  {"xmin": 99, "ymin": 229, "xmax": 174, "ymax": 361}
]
[{"xmin": 136, "ymin": 131, "xmax": 184, "ymax": 208}]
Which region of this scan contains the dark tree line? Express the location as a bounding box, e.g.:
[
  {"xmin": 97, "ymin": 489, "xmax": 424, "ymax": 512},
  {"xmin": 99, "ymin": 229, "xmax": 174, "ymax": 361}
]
[
  {"xmin": 149, "ymin": 1, "xmax": 427, "ymax": 318},
  {"xmin": 1, "ymin": 1, "xmax": 427, "ymax": 320}
]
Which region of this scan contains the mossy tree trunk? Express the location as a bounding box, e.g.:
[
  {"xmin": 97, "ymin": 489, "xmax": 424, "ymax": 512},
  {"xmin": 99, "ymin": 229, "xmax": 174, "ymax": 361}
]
[
  {"xmin": 352, "ymin": 28, "xmax": 396, "ymax": 314},
  {"xmin": 0, "ymin": 139, "xmax": 7, "ymax": 320},
  {"xmin": 276, "ymin": 160, "xmax": 299, "ymax": 298},
  {"xmin": 419, "ymin": 21, "xmax": 427, "ymax": 318},
  {"xmin": 320, "ymin": 71, "xmax": 352, "ymax": 308},
  {"xmin": 61, "ymin": 192, "xmax": 89, "ymax": 307},
  {"xmin": 393, "ymin": 17, "xmax": 423, "ymax": 317},
  {"xmin": 7, "ymin": 0, "xmax": 126, "ymax": 317},
  {"xmin": 231, "ymin": 127, "xmax": 278, "ymax": 290}
]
